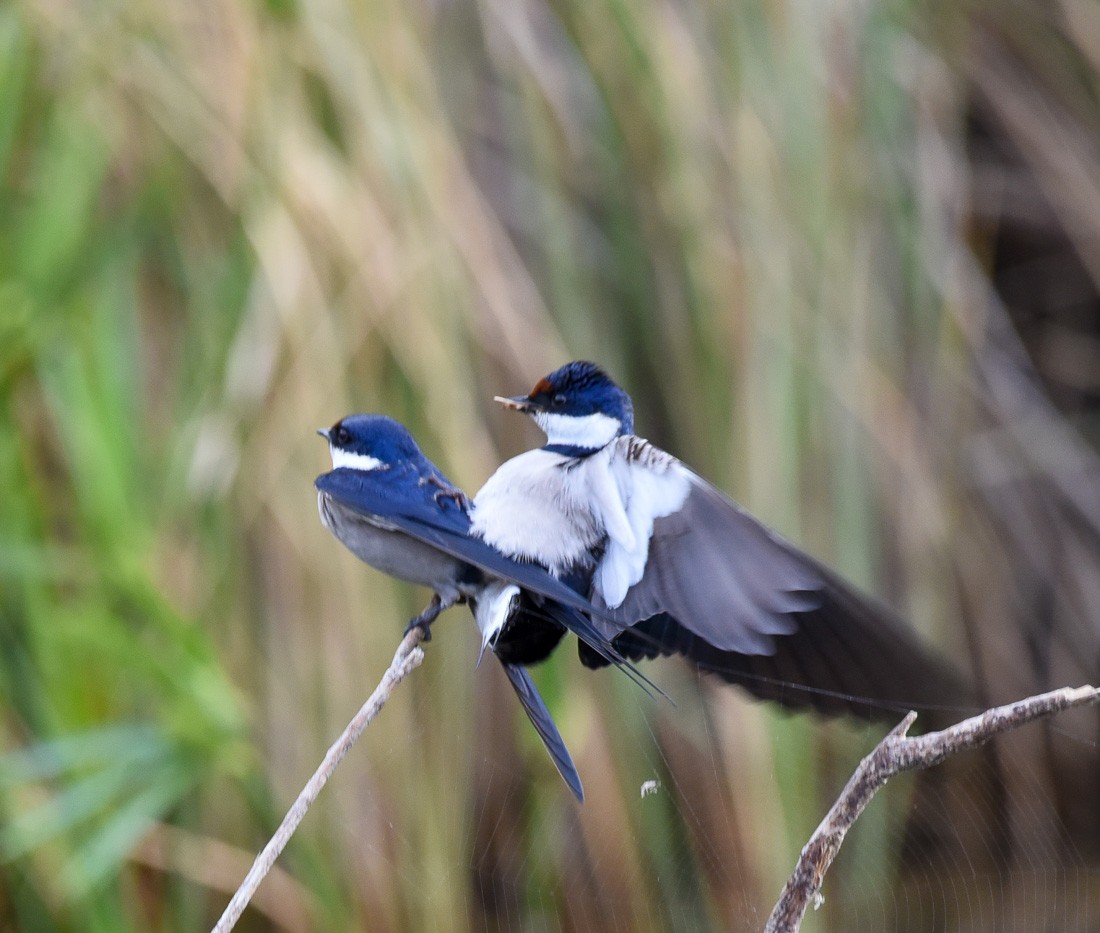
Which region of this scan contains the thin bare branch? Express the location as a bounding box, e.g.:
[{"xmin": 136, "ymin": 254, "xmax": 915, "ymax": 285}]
[
  {"xmin": 211, "ymin": 626, "xmax": 427, "ymax": 933},
  {"xmin": 765, "ymin": 685, "xmax": 1100, "ymax": 933}
]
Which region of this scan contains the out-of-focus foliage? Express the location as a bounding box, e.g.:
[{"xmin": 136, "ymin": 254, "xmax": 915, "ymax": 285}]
[{"xmin": 2, "ymin": 0, "xmax": 1100, "ymax": 929}]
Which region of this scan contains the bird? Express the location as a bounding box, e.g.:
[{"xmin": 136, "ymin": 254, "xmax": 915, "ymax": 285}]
[
  {"xmin": 470, "ymin": 360, "xmax": 972, "ymax": 720},
  {"xmin": 315, "ymin": 413, "xmax": 643, "ymax": 802}
]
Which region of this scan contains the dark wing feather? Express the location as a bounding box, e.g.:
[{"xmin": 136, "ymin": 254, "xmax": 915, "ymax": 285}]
[
  {"xmin": 585, "ymin": 461, "xmax": 973, "ymax": 722},
  {"xmin": 581, "ymin": 587, "xmax": 974, "ymax": 724},
  {"xmin": 497, "ymin": 660, "xmax": 584, "ymax": 802},
  {"xmin": 318, "ymin": 469, "xmax": 600, "ymax": 623},
  {"xmin": 596, "ymin": 478, "xmax": 822, "ymax": 653}
]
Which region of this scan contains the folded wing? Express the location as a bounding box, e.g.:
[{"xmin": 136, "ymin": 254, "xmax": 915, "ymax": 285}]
[{"xmin": 316, "ymin": 468, "xmax": 622, "ymax": 660}]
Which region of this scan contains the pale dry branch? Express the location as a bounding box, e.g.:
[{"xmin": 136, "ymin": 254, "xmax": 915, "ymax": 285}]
[
  {"xmin": 765, "ymin": 684, "xmax": 1100, "ymax": 933},
  {"xmin": 211, "ymin": 626, "xmax": 427, "ymax": 933},
  {"xmin": 135, "ymin": 823, "xmax": 312, "ymax": 932}
]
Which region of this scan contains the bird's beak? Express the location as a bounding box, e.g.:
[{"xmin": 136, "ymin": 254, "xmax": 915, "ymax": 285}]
[
  {"xmin": 316, "ymin": 428, "xmax": 331, "ymax": 441},
  {"xmin": 494, "ymin": 394, "xmax": 539, "ymax": 412}
]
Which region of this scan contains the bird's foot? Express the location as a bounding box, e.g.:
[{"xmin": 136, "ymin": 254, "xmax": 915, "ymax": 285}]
[
  {"xmin": 403, "ymin": 619, "xmax": 433, "ymax": 642},
  {"xmin": 423, "ymin": 474, "xmax": 470, "ymax": 512},
  {"xmin": 403, "ymin": 594, "xmax": 445, "ymax": 642}
]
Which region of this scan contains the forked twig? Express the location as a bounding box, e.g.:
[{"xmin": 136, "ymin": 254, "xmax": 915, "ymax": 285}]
[
  {"xmin": 765, "ymin": 685, "xmax": 1100, "ymax": 933},
  {"xmin": 212, "ymin": 627, "xmax": 427, "ymax": 932}
]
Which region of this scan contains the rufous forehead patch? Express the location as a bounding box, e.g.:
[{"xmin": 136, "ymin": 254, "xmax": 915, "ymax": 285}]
[{"xmin": 530, "ymin": 377, "xmax": 554, "ymax": 397}]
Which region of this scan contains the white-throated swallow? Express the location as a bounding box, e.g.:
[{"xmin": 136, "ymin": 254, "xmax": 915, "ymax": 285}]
[
  {"xmin": 471, "ymin": 361, "xmax": 972, "ymax": 719},
  {"xmin": 315, "ymin": 414, "xmax": 638, "ymax": 801}
]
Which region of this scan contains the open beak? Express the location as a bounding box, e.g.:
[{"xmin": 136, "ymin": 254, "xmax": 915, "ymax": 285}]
[
  {"xmin": 494, "ymin": 394, "xmax": 540, "ymax": 412},
  {"xmin": 316, "ymin": 428, "xmax": 331, "ymax": 440}
]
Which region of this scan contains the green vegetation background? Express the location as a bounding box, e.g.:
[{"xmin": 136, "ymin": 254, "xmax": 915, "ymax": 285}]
[{"xmin": 3, "ymin": 0, "xmax": 1100, "ymax": 929}]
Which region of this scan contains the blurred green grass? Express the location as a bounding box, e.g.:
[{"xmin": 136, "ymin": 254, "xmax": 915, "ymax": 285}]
[{"xmin": 3, "ymin": 0, "xmax": 1100, "ymax": 929}]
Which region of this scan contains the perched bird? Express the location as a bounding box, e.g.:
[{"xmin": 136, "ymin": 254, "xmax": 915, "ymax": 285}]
[
  {"xmin": 471, "ymin": 361, "xmax": 972, "ymax": 720},
  {"xmin": 315, "ymin": 414, "xmax": 634, "ymax": 801}
]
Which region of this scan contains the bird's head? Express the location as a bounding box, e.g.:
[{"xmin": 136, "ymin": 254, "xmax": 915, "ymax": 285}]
[
  {"xmin": 317, "ymin": 414, "xmax": 423, "ymax": 472},
  {"xmin": 496, "ymin": 361, "xmax": 634, "ymax": 453}
]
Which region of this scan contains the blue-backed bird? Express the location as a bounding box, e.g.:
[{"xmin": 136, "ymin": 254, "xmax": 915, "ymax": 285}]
[
  {"xmin": 471, "ymin": 361, "xmax": 972, "ymax": 720},
  {"xmin": 315, "ymin": 414, "xmax": 639, "ymax": 801}
]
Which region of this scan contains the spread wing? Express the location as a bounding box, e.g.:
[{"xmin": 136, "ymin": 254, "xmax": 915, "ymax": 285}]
[
  {"xmin": 497, "ymin": 661, "xmax": 584, "ymax": 802},
  {"xmin": 315, "ymin": 467, "xmax": 622, "ymax": 661},
  {"xmin": 580, "ymin": 603, "xmax": 973, "ymax": 724},
  {"xmin": 590, "ymin": 439, "xmax": 823, "ymax": 654},
  {"xmin": 585, "ymin": 439, "xmax": 972, "ymax": 719}
]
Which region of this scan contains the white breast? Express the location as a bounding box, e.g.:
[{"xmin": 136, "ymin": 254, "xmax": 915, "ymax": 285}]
[
  {"xmin": 472, "ymin": 439, "xmax": 690, "ymax": 608},
  {"xmin": 471, "ymin": 448, "xmax": 605, "ymax": 572}
]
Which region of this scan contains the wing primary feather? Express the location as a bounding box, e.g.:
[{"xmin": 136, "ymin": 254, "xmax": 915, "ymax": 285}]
[
  {"xmin": 763, "ymin": 615, "xmax": 881, "ymax": 716},
  {"xmin": 805, "ymin": 580, "xmax": 976, "ymax": 723},
  {"xmin": 498, "ymin": 661, "xmax": 584, "ymax": 802},
  {"xmin": 580, "ymin": 606, "xmax": 973, "ymax": 721}
]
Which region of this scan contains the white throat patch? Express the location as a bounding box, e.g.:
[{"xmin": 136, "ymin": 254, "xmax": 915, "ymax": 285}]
[
  {"xmin": 533, "ymin": 411, "xmax": 620, "ymax": 451},
  {"xmin": 330, "ymin": 446, "xmax": 385, "ymax": 471}
]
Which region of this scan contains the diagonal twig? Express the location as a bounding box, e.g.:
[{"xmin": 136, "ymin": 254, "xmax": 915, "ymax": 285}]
[
  {"xmin": 211, "ymin": 626, "xmax": 427, "ymax": 933},
  {"xmin": 765, "ymin": 685, "xmax": 1100, "ymax": 933}
]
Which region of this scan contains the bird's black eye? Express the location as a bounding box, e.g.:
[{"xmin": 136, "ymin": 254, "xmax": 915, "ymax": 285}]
[
  {"xmin": 552, "ymin": 394, "xmax": 567, "ymax": 408},
  {"xmin": 334, "ymin": 426, "xmax": 352, "ymax": 446}
]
